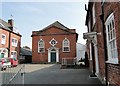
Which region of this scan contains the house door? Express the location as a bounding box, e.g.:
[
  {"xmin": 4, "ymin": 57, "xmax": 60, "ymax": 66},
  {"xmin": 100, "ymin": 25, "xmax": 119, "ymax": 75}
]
[
  {"xmin": 0, "ymin": 53, "xmax": 4, "ymax": 59},
  {"xmin": 51, "ymin": 52, "xmax": 56, "ymax": 62}
]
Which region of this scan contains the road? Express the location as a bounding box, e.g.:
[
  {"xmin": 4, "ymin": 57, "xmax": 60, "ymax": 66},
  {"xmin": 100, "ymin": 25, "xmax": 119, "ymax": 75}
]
[{"xmin": 24, "ymin": 64, "xmax": 103, "ymax": 85}]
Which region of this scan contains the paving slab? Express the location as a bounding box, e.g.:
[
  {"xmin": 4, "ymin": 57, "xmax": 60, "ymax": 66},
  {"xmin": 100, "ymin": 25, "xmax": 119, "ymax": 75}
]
[{"xmin": 24, "ymin": 64, "xmax": 103, "ymax": 85}]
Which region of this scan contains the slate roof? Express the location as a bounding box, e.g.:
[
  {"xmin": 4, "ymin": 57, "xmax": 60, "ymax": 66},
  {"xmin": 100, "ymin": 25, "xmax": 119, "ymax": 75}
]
[
  {"xmin": 20, "ymin": 48, "xmax": 32, "ymax": 56},
  {"xmin": 39, "ymin": 21, "xmax": 70, "ymax": 32},
  {"xmin": 0, "ymin": 19, "xmax": 21, "ymax": 36},
  {"xmin": 0, "ymin": 19, "xmax": 11, "ymax": 31}
]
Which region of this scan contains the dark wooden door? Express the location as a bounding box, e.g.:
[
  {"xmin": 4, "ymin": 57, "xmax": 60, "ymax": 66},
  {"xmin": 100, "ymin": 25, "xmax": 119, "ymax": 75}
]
[{"xmin": 51, "ymin": 52, "xmax": 56, "ymax": 62}]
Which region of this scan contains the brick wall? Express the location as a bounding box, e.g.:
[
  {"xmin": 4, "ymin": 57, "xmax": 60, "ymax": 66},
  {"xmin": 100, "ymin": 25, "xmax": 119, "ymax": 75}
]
[
  {"xmin": 0, "ymin": 29, "xmax": 9, "ymax": 48},
  {"xmin": 0, "ymin": 28, "xmax": 21, "ymax": 60},
  {"xmin": 107, "ymin": 64, "xmax": 120, "ymax": 85},
  {"xmin": 32, "ymin": 27, "xmax": 77, "ymax": 63},
  {"xmin": 85, "ymin": 2, "xmax": 120, "ymax": 85},
  {"xmin": 103, "ymin": 2, "xmax": 120, "ymax": 85},
  {"xmin": 10, "ymin": 33, "xmax": 21, "ymax": 59}
]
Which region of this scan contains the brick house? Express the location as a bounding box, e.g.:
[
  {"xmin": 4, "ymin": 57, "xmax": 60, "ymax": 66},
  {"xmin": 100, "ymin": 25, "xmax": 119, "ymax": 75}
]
[
  {"xmin": 0, "ymin": 19, "xmax": 21, "ymax": 61},
  {"xmin": 83, "ymin": 1, "xmax": 120, "ymax": 85},
  {"xmin": 31, "ymin": 21, "xmax": 78, "ymax": 63}
]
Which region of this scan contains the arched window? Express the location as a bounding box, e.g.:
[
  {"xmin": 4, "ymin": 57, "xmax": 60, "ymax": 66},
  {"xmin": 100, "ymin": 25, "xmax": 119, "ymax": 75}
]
[
  {"xmin": 62, "ymin": 38, "xmax": 70, "ymax": 52},
  {"xmin": 38, "ymin": 39, "xmax": 45, "ymax": 53}
]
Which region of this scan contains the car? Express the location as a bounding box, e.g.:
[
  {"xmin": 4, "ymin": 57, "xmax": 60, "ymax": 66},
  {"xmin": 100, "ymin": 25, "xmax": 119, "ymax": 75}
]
[{"xmin": 0, "ymin": 58, "xmax": 11, "ymax": 71}]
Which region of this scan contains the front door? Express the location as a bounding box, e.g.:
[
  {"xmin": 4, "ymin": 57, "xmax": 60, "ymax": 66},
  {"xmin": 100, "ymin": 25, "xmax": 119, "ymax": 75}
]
[{"xmin": 51, "ymin": 52, "xmax": 56, "ymax": 62}]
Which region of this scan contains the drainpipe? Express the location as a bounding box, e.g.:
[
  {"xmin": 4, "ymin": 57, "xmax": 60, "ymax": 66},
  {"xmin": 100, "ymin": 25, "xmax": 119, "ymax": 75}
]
[
  {"xmin": 100, "ymin": 2, "xmax": 108, "ymax": 86},
  {"xmin": 8, "ymin": 31, "xmax": 11, "ymax": 57}
]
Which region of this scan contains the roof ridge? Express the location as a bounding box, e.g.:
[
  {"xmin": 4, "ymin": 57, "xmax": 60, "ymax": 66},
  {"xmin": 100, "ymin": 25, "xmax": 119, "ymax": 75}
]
[
  {"xmin": 38, "ymin": 21, "xmax": 69, "ymax": 32},
  {"xmin": 54, "ymin": 21, "xmax": 69, "ymax": 29}
]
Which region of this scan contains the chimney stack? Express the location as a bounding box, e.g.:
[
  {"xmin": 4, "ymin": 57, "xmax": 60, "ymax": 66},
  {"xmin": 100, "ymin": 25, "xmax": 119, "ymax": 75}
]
[{"xmin": 8, "ymin": 19, "xmax": 14, "ymax": 31}]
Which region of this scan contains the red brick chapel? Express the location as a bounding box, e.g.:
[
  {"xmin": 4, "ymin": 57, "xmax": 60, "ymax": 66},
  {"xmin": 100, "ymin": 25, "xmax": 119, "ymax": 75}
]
[{"xmin": 31, "ymin": 21, "xmax": 78, "ymax": 63}]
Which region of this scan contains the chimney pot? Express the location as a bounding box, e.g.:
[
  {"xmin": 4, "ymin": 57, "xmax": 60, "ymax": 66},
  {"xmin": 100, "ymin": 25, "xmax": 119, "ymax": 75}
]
[
  {"xmin": 8, "ymin": 19, "xmax": 14, "ymax": 27},
  {"xmin": 8, "ymin": 19, "xmax": 14, "ymax": 31}
]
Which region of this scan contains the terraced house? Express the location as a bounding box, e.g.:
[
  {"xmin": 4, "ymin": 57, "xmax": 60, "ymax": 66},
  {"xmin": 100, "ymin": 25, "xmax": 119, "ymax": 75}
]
[
  {"xmin": 83, "ymin": 1, "xmax": 120, "ymax": 85},
  {"xmin": 31, "ymin": 21, "xmax": 78, "ymax": 63},
  {"xmin": 0, "ymin": 19, "xmax": 21, "ymax": 61}
]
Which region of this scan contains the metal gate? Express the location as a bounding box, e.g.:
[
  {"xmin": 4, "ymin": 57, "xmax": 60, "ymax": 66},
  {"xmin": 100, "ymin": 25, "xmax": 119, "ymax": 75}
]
[
  {"xmin": 62, "ymin": 58, "xmax": 76, "ymax": 66},
  {"xmin": 0, "ymin": 64, "xmax": 25, "ymax": 86}
]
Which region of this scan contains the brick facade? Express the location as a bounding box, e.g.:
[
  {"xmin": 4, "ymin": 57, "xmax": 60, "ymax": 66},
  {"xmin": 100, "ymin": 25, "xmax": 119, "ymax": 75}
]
[
  {"xmin": 32, "ymin": 21, "xmax": 78, "ymax": 63},
  {"xmin": 84, "ymin": 2, "xmax": 120, "ymax": 85},
  {"xmin": 0, "ymin": 19, "xmax": 21, "ymax": 61}
]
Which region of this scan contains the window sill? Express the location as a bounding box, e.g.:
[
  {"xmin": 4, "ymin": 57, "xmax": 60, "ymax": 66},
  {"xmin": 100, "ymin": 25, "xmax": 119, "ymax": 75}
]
[
  {"xmin": 38, "ymin": 52, "xmax": 45, "ymax": 54},
  {"xmin": 62, "ymin": 51, "xmax": 70, "ymax": 53},
  {"xmin": 12, "ymin": 46, "xmax": 17, "ymax": 47},
  {"xmin": 1, "ymin": 43, "xmax": 5, "ymax": 45},
  {"xmin": 106, "ymin": 59, "xmax": 119, "ymax": 64}
]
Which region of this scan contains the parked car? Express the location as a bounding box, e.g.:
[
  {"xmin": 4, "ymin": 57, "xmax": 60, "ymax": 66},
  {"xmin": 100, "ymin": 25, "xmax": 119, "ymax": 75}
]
[
  {"xmin": 10, "ymin": 58, "xmax": 18, "ymax": 67},
  {"xmin": 0, "ymin": 58, "xmax": 11, "ymax": 71}
]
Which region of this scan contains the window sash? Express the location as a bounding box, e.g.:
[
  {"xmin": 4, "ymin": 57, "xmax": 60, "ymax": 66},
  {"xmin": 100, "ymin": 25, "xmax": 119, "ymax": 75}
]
[
  {"xmin": 38, "ymin": 40, "xmax": 45, "ymax": 53},
  {"xmin": 63, "ymin": 47, "xmax": 70, "ymax": 52},
  {"xmin": 105, "ymin": 13, "xmax": 118, "ymax": 64},
  {"xmin": 12, "ymin": 38, "xmax": 18, "ymax": 47},
  {"xmin": 1, "ymin": 34, "xmax": 6, "ymax": 44},
  {"xmin": 63, "ymin": 38, "xmax": 70, "ymax": 52}
]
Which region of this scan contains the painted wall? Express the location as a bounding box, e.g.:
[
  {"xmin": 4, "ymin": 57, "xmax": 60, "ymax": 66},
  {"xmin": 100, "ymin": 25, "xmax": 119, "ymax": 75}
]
[{"xmin": 76, "ymin": 43, "xmax": 86, "ymax": 63}]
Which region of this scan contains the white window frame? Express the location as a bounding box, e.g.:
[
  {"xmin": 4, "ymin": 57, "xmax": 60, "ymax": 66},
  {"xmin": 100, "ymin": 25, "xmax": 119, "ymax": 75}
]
[
  {"xmin": 62, "ymin": 38, "xmax": 70, "ymax": 52},
  {"xmin": 12, "ymin": 38, "xmax": 18, "ymax": 47},
  {"xmin": 1, "ymin": 34, "xmax": 6, "ymax": 44},
  {"xmin": 105, "ymin": 13, "xmax": 118, "ymax": 64},
  {"xmin": 49, "ymin": 38, "xmax": 58, "ymax": 47},
  {"xmin": 38, "ymin": 39, "xmax": 45, "ymax": 53},
  {"xmin": 11, "ymin": 51, "xmax": 17, "ymax": 59},
  {"xmin": 92, "ymin": 3, "xmax": 96, "ymax": 26}
]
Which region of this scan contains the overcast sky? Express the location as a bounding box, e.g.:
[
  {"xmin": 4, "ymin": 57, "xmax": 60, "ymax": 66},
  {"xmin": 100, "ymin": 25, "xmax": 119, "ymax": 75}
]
[{"xmin": 1, "ymin": 1, "xmax": 88, "ymax": 48}]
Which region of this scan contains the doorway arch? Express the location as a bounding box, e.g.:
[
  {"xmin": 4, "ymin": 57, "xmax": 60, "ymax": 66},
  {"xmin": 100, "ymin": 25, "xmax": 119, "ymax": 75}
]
[{"xmin": 48, "ymin": 47, "xmax": 59, "ymax": 63}]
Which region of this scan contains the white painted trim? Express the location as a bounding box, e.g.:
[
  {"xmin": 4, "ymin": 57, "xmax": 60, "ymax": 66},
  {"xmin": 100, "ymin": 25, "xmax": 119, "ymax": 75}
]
[
  {"xmin": 89, "ymin": 43, "xmax": 92, "ymax": 60},
  {"xmin": 48, "ymin": 47, "xmax": 59, "ymax": 62},
  {"xmin": 105, "ymin": 13, "xmax": 114, "ymax": 24},
  {"xmin": 12, "ymin": 38, "xmax": 18, "ymax": 47},
  {"xmin": 38, "ymin": 39, "xmax": 45, "ymax": 53},
  {"xmin": 105, "ymin": 12, "xmax": 119, "ymax": 64},
  {"xmin": 62, "ymin": 38, "xmax": 70, "ymax": 52},
  {"xmin": 94, "ymin": 44, "xmax": 99, "ymax": 74},
  {"xmin": 49, "ymin": 38, "xmax": 58, "ymax": 47},
  {"xmin": 1, "ymin": 34, "xmax": 6, "ymax": 44},
  {"xmin": 56, "ymin": 49, "xmax": 59, "ymax": 62},
  {"xmin": 92, "ymin": 3, "xmax": 96, "ymax": 26},
  {"xmin": 0, "ymin": 48, "xmax": 8, "ymax": 58},
  {"xmin": 48, "ymin": 50, "xmax": 51, "ymax": 62},
  {"xmin": 11, "ymin": 51, "xmax": 17, "ymax": 59}
]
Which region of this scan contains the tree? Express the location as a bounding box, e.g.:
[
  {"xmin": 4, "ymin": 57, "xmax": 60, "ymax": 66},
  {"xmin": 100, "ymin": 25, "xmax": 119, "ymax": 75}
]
[{"xmin": 23, "ymin": 46, "xmax": 31, "ymax": 50}]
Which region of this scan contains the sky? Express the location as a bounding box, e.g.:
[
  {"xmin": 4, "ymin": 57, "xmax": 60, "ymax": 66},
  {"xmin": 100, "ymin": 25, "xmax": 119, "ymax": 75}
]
[{"xmin": 1, "ymin": 0, "xmax": 88, "ymax": 48}]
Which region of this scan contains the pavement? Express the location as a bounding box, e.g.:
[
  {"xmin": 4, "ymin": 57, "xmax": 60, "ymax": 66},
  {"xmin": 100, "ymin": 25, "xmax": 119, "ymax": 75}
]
[{"xmin": 24, "ymin": 64, "xmax": 103, "ymax": 85}]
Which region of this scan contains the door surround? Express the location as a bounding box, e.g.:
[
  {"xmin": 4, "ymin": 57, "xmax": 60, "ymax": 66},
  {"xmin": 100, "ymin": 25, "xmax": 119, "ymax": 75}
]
[{"xmin": 48, "ymin": 47, "xmax": 59, "ymax": 62}]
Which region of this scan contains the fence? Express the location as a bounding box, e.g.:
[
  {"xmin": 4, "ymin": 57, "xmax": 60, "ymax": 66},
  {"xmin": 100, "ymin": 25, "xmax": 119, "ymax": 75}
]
[
  {"xmin": 62, "ymin": 58, "xmax": 76, "ymax": 66},
  {"xmin": 0, "ymin": 64, "xmax": 25, "ymax": 86}
]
